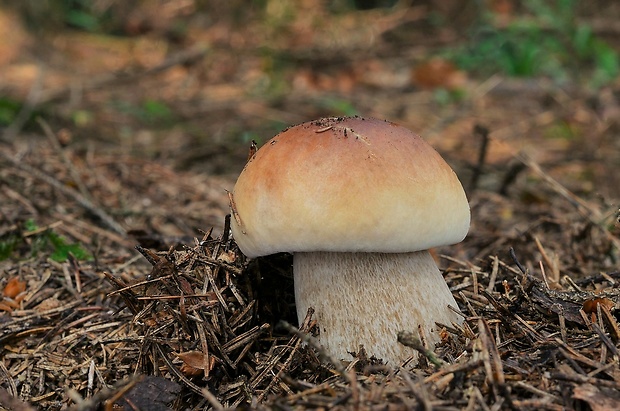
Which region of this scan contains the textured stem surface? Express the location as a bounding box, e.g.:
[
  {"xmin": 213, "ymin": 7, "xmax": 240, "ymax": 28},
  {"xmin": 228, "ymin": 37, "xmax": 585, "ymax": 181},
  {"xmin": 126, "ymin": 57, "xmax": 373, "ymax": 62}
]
[{"xmin": 294, "ymin": 251, "xmax": 461, "ymax": 365}]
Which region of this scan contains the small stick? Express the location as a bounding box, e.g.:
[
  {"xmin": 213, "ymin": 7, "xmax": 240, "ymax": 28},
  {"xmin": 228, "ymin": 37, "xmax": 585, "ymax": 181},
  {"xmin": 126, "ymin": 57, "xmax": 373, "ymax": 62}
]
[
  {"xmin": 600, "ymin": 303, "xmax": 620, "ymax": 342},
  {"xmin": 315, "ymin": 126, "xmax": 333, "ymax": 133},
  {"xmin": 227, "ymin": 191, "xmax": 244, "ymax": 233},
  {"xmin": 0, "ymin": 361, "xmax": 17, "ymax": 397},
  {"xmin": 459, "ymin": 291, "xmax": 479, "ymax": 318},
  {"xmin": 469, "ymin": 124, "xmax": 490, "ymax": 193},
  {"xmin": 221, "ymin": 214, "xmax": 231, "ymax": 246},
  {"xmin": 486, "ymin": 256, "xmax": 499, "ymax": 293},
  {"xmin": 278, "ymin": 319, "xmax": 350, "ymax": 379},
  {"xmin": 499, "ymin": 162, "xmax": 527, "ymax": 196},
  {"xmin": 478, "ymin": 319, "xmax": 517, "ymax": 410},
  {"xmin": 592, "ymin": 322, "xmax": 620, "ymax": 358},
  {"xmin": 554, "ymin": 304, "xmax": 567, "ymax": 343},
  {"xmin": 516, "ymin": 150, "xmax": 620, "ymax": 251},
  {"xmin": 38, "ymin": 117, "xmax": 93, "ymax": 202},
  {"xmin": 397, "ymin": 330, "xmax": 445, "ymax": 368},
  {"xmin": 471, "ymin": 268, "xmax": 479, "ymax": 296},
  {"xmin": 0, "ymin": 150, "xmax": 126, "ymax": 236},
  {"xmin": 534, "ymin": 236, "xmax": 560, "ymax": 283},
  {"xmin": 87, "ymin": 360, "xmax": 95, "ymax": 399},
  {"xmin": 539, "ymin": 261, "xmax": 550, "ymax": 290},
  {"xmin": 509, "ymin": 247, "xmax": 527, "ymax": 274},
  {"xmin": 401, "ymin": 372, "xmax": 433, "ymax": 411},
  {"xmin": 201, "ymin": 388, "xmax": 225, "ymax": 411}
]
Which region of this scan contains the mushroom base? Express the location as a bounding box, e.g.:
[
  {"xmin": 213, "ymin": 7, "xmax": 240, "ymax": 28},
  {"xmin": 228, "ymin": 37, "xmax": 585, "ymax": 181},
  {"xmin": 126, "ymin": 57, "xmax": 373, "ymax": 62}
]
[{"xmin": 293, "ymin": 250, "xmax": 462, "ymax": 366}]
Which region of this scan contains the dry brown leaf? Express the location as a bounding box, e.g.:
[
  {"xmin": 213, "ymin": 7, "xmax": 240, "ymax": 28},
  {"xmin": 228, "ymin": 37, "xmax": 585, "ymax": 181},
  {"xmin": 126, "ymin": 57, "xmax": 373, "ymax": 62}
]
[
  {"xmin": 582, "ymin": 298, "xmax": 615, "ymax": 314},
  {"xmin": 177, "ymin": 350, "xmax": 208, "ymax": 377},
  {"xmin": 217, "ymin": 250, "xmax": 236, "ymax": 264},
  {"xmin": 411, "ymin": 58, "xmax": 467, "ymax": 90},
  {"xmin": 34, "ymin": 297, "xmax": 62, "ymax": 312},
  {"xmin": 573, "ymin": 384, "xmax": 620, "ymax": 411},
  {"xmin": 3, "ymin": 277, "xmax": 26, "ymax": 299},
  {"xmin": 113, "ymin": 376, "xmax": 181, "ymax": 411}
]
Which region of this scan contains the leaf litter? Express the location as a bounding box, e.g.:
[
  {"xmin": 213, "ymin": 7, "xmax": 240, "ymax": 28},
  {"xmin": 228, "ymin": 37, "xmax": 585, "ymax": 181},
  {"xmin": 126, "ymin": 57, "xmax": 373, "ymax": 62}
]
[
  {"xmin": 0, "ymin": 4, "xmax": 619, "ymax": 409},
  {"xmin": 0, "ymin": 133, "xmax": 619, "ymax": 410}
]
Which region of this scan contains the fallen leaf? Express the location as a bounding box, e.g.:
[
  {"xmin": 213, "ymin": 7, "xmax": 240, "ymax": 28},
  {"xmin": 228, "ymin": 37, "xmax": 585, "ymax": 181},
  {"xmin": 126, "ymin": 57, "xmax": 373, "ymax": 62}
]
[
  {"xmin": 573, "ymin": 383, "xmax": 620, "ymax": 411},
  {"xmin": 113, "ymin": 376, "xmax": 181, "ymax": 411},
  {"xmin": 582, "ymin": 298, "xmax": 615, "ymax": 314},
  {"xmin": 411, "ymin": 58, "xmax": 467, "ymax": 90},
  {"xmin": 178, "ymin": 350, "xmax": 210, "ymax": 377},
  {"xmin": 217, "ymin": 250, "xmax": 236, "ymax": 264},
  {"xmin": 3, "ymin": 277, "xmax": 26, "ymax": 299},
  {"xmin": 34, "ymin": 297, "xmax": 62, "ymax": 312}
]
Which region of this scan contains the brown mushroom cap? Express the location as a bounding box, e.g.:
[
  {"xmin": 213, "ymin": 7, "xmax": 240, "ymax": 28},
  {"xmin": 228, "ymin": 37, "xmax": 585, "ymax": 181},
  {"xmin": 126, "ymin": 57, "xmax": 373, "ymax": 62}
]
[{"xmin": 231, "ymin": 116, "xmax": 470, "ymax": 258}]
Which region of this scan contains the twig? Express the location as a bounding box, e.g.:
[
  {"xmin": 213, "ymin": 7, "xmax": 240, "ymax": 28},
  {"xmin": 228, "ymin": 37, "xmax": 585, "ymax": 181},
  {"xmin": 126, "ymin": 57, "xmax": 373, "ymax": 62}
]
[
  {"xmin": 401, "ymin": 372, "xmax": 433, "ymax": 411},
  {"xmin": 257, "ymin": 335, "xmax": 304, "ymax": 402},
  {"xmin": 478, "ymin": 319, "xmax": 517, "ymax": 410},
  {"xmin": 551, "ymin": 372, "xmax": 620, "ymax": 389},
  {"xmin": 484, "ymin": 124, "xmax": 620, "ymax": 251},
  {"xmin": 486, "ymin": 256, "xmax": 499, "ymax": 293},
  {"xmin": 515, "ymin": 150, "xmax": 620, "ymax": 251},
  {"xmin": 534, "ymin": 236, "xmax": 560, "ymax": 284},
  {"xmin": 469, "ymin": 124, "xmax": 490, "ymax": 193},
  {"xmin": 278, "ymin": 318, "xmax": 352, "ymax": 382},
  {"xmin": 201, "ymin": 387, "xmax": 225, "ymax": 411},
  {"xmin": 592, "ymin": 322, "xmax": 620, "ymax": 358},
  {"xmin": 424, "ymin": 357, "xmax": 484, "ymax": 384},
  {"xmin": 397, "ymin": 330, "xmax": 445, "ymax": 368},
  {"xmin": 0, "ymin": 361, "xmax": 17, "ymax": 397},
  {"xmin": 0, "ymin": 387, "xmax": 36, "ymax": 411},
  {"xmin": 509, "ymin": 248, "xmax": 527, "ymax": 275},
  {"xmin": 0, "ymin": 150, "xmax": 126, "ymax": 236},
  {"xmin": 499, "ymin": 162, "xmax": 527, "ymax": 196},
  {"xmin": 37, "ymin": 117, "xmax": 93, "ymax": 202},
  {"xmin": 155, "ymin": 344, "xmax": 204, "ymax": 396},
  {"xmin": 65, "ymin": 375, "xmax": 142, "ymax": 411}
]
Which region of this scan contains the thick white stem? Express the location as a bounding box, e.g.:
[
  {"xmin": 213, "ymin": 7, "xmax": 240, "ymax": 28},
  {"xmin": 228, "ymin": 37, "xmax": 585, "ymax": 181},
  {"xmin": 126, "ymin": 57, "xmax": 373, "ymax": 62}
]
[{"xmin": 293, "ymin": 251, "xmax": 461, "ymax": 365}]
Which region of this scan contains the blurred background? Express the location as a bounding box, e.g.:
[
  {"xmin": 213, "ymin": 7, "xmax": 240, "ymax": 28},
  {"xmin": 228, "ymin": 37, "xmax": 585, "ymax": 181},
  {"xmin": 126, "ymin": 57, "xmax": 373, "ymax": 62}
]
[
  {"xmin": 2, "ymin": 4, "xmax": 620, "ymax": 408},
  {"xmin": 0, "ymin": 0, "xmax": 619, "ymax": 271}
]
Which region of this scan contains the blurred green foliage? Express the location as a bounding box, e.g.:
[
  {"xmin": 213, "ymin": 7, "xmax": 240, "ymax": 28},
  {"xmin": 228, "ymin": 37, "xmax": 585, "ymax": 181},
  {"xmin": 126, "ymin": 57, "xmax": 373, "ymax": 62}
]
[
  {"xmin": 112, "ymin": 99, "xmax": 175, "ymax": 126},
  {"xmin": 0, "ymin": 232, "xmax": 19, "ymax": 261},
  {"xmin": 451, "ymin": 0, "xmax": 619, "ymax": 88},
  {"xmin": 432, "ymin": 88, "xmax": 467, "ymax": 106},
  {"xmin": 4, "ymin": 0, "xmax": 113, "ymax": 33},
  {"xmin": 0, "ymin": 219, "xmax": 92, "ymax": 262},
  {"xmin": 543, "ymin": 120, "xmax": 581, "ymax": 140},
  {"xmin": 0, "ymin": 98, "xmax": 22, "ymax": 126},
  {"xmin": 0, "ymin": 97, "xmax": 40, "ymax": 129},
  {"xmin": 319, "ymin": 97, "xmax": 359, "ymax": 116},
  {"xmin": 63, "ymin": 0, "xmax": 103, "ymax": 32}
]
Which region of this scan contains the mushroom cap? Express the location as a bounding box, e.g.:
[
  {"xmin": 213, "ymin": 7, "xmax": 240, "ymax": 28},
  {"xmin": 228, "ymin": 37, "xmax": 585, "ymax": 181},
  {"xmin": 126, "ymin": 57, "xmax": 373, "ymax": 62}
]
[{"xmin": 231, "ymin": 116, "xmax": 470, "ymax": 258}]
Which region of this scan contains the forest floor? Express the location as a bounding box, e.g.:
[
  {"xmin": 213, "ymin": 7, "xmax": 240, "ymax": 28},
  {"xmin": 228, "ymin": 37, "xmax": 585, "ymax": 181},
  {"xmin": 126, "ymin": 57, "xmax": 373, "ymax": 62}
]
[{"xmin": 1, "ymin": 2, "xmax": 620, "ymax": 410}]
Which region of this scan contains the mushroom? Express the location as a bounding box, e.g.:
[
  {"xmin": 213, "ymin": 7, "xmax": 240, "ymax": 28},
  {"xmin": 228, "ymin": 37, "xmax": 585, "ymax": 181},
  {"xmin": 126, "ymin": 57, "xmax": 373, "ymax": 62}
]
[{"xmin": 230, "ymin": 116, "xmax": 470, "ymax": 365}]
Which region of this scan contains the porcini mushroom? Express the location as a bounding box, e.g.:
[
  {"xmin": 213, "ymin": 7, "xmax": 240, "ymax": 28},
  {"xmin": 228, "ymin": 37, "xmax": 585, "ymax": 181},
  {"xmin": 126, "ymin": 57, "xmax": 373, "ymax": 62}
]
[{"xmin": 230, "ymin": 116, "xmax": 470, "ymax": 365}]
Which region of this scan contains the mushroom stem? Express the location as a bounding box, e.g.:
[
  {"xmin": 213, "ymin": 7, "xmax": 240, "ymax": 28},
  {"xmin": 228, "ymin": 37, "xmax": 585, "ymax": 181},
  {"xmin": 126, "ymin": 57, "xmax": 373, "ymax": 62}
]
[{"xmin": 293, "ymin": 250, "xmax": 462, "ymax": 365}]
